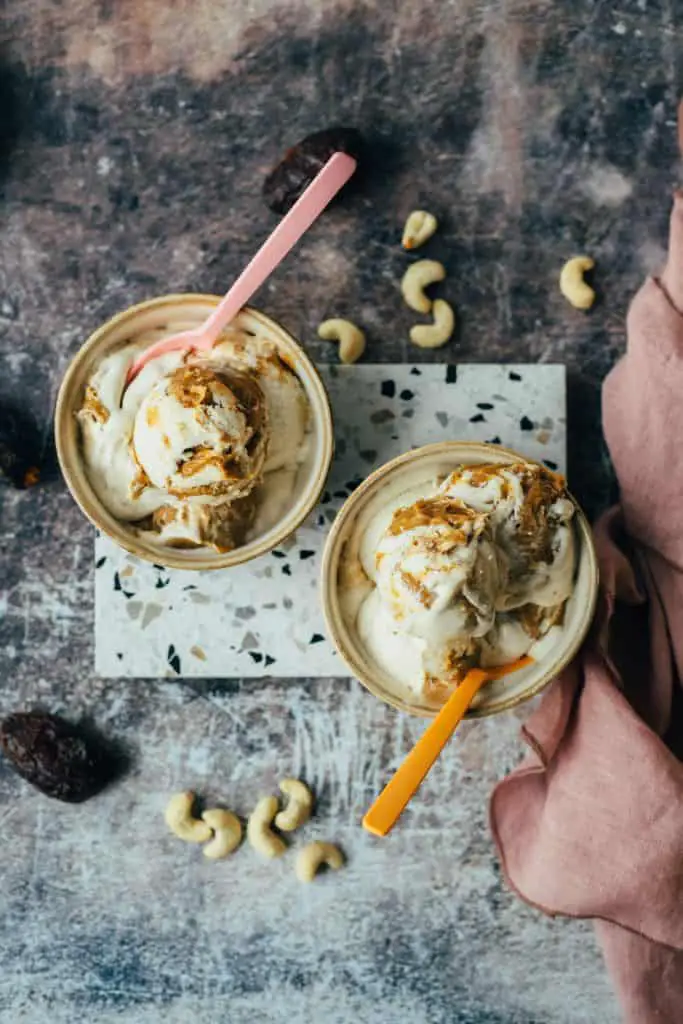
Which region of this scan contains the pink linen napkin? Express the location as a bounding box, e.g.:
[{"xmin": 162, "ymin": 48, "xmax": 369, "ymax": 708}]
[{"xmin": 490, "ymin": 193, "xmax": 683, "ymax": 1023}]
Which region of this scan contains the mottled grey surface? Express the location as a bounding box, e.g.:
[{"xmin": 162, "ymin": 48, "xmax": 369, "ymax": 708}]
[{"xmin": 1, "ymin": 0, "xmax": 681, "ymax": 1020}]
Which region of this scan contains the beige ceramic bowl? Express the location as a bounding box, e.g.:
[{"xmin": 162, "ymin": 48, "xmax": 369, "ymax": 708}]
[
  {"xmin": 321, "ymin": 441, "xmax": 599, "ymax": 719},
  {"xmin": 55, "ymin": 294, "xmax": 333, "ymax": 570}
]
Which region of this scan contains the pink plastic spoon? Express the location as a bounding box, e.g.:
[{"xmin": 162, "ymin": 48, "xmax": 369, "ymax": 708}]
[{"xmin": 125, "ymin": 151, "xmax": 357, "ymax": 385}]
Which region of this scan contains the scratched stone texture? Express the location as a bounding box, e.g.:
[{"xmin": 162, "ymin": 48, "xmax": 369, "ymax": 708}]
[{"xmin": 0, "ymin": 0, "xmax": 681, "ymax": 1021}]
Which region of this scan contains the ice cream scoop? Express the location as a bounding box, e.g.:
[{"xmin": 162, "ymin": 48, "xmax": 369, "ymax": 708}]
[
  {"xmin": 352, "ymin": 461, "xmax": 576, "ymax": 703},
  {"xmin": 373, "ymin": 497, "xmax": 500, "ymax": 643},
  {"xmin": 132, "ymin": 365, "xmax": 267, "ymax": 498},
  {"xmin": 76, "ymin": 321, "xmax": 311, "ymax": 553},
  {"xmin": 204, "ymin": 337, "xmax": 309, "ymax": 475},
  {"xmin": 356, "ymin": 496, "xmax": 503, "ymax": 695},
  {"xmin": 440, "ymin": 463, "xmax": 575, "ymax": 609}
]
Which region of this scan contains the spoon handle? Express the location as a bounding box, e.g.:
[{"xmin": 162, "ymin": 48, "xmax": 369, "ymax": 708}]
[
  {"xmin": 362, "ymin": 656, "xmax": 533, "ymax": 838},
  {"xmin": 362, "ymin": 669, "xmax": 490, "ymax": 838},
  {"xmin": 199, "ymin": 151, "xmax": 357, "ymax": 345},
  {"xmin": 125, "ymin": 151, "xmax": 357, "ymax": 384}
]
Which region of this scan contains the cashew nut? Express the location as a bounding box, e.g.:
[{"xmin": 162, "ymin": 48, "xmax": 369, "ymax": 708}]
[
  {"xmin": 318, "ymin": 319, "xmax": 366, "ymax": 364},
  {"xmin": 295, "ymin": 841, "xmax": 345, "ymax": 883},
  {"xmin": 401, "ymin": 259, "xmax": 446, "ymax": 313},
  {"xmin": 409, "ymin": 299, "xmax": 455, "ymax": 349},
  {"xmin": 274, "ymin": 779, "xmax": 313, "ymax": 832},
  {"xmin": 559, "ymin": 256, "xmax": 596, "ymax": 310},
  {"xmin": 247, "ymin": 796, "xmax": 287, "ymax": 859},
  {"xmin": 201, "ymin": 809, "xmax": 242, "ymax": 859},
  {"xmin": 402, "ymin": 210, "xmax": 438, "ymax": 250},
  {"xmin": 164, "ymin": 791, "xmax": 213, "ymax": 844}
]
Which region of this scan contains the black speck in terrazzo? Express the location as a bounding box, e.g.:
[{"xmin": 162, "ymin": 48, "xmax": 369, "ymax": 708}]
[
  {"xmin": 370, "ymin": 409, "xmax": 395, "ymax": 425},
  {"xmin": 360, "ymin": 449, "xmax": 377, "ymax": 463},
  {"xmin": 488, "ymin": 436, "xmax": 502, "ymax": 445},
  {"xmin": 543, "ymin": 459, "xmax": 559, "ymax": 471},
  {"xmin": 153, "ymin": 564, "xmax": 165, "ymax": 571},
  {"xmin": 381, "ymin": 380, "xmax": 396, "ymax": 398},
  {"xmin": 436, "ymin": 412, "xmax": 448, "ymax": 428},
  {"xmin": 410, "ymin": 367, "xmax": 422, "ymax": 376},
  {"xmin": 155, "ymin": 576, "xmax": 170, "ymax": 589},
  {"xmin": 182, "ymin": 585, "xmax": 197, "ymax": 591},
  {"xmin": 309, "ymin": 634, "xmax": 325, "ymax": 644},
  {"xmin": 469, "ymin": 413, "xmax": 486, "ymax": 423},
  {"xmin": 235, "ymin": 606, "xmax": 256, "ymax": 620},
  {"xmin": 282, "ymin": 564, "xmax": 292, "ymax": 576},
  {"xmin": 116, "ymin": 653, "xmax": 123, "ymax": 660},
  {"xmin": 477, "ymin": 402, "xmax": 494, "ymax": 410},
  {"xmin": 113, "ymin": 572, "xmax": 135, "ymax": 599},
  {"xmin": 263, "ymin": 602, "xmax": 277, "ymax": 610},
  {"xmin": 321, "ymin": 490, "xmax": 332, "ymax": 504},
  {"xmin": 402, "ymin": 408, "xmax": 415, "ymax": 418},
  {"xmin": 399, "ymin": 389, "xmax": 414, "ymax": 401},
  {"xmin": 520, "ymin": 416, "xmax": 534, "ymax": 431},
  {"xmin": 324, "ymin": 508, "xmax": 336, "ymax": 522},
  {"xmin": 167, "ymin": 645, "xmax": 181, "ymax": 675},
  {"xmin": 264, "ymin": 655, "xmax": 275, "ymax": 667},
  {"xmin": 345, "ymin": 476, "xmax": 364, "ymax": 491},
  {"xmin": 509, "ymin": 371, "xmax": 522, "ymax": 382},
  {"xmin": 333, "ymin": 489, "xmax": 348, "ymax": 499},
  {"xmin": 446, "ymin": 365, "xmax": 457, "ymax": 384},
  {"xmin": 391, "ymin": 434, "xmax": 399, "ymax": 440},
  {"xmin": 283, "ymin": 597, "xmax": 293, "ymax": 610},
  {"xmin": 248, "ymin": 651, "xmax": 263, "ymax": 664},
  {"xmin": 272, "ymin": 549, "xmax": 286, "ymax": 559},
  {"xmin": 316, "ymin": 514, "xmax": 325, "ymax": 527},
  {"xmin": 299, "ymin": 550, "xmax": 315, "ymax": 560},
  {"xmin": 95, "ymin": 556, "xmax": 106, "ymax": 569}
]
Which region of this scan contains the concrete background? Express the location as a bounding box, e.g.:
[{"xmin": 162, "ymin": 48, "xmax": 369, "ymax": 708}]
[{"xmin": 1, "ymin": 1, "xmax": 681, "ymax": 1020}]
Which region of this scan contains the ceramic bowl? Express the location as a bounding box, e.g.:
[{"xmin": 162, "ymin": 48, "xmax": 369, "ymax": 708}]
[
  {"xmin": 321, "ymin": 440, "xmax": 598, "ymax": 719},
  {"xmin": 55, "ymin": 294, "xmax": 333, "ymax": 571}
]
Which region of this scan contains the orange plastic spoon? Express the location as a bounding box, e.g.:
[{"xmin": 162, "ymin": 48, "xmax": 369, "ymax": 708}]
[{"xmin": 362, "ymin": 656, "xmax": 533, "ymax": 837}]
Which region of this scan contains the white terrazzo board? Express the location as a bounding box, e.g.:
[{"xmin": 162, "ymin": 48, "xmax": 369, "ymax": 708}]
[{"xmin": 95, "ymin": 363, "xmax": 566, "ymax": 678}]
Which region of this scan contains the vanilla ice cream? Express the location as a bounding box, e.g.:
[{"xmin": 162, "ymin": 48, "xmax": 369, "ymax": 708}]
[
  {"xmin": 349, "ymin": 462, "xmax": 576, "ymax": 705},
  {"xmin": 132, "ymin": 365, "xmax": 267, "ymax": 496},
  {"xmin": 77, "ymin": 330, "xmax": 310, "ymax": 552},
  {"xmin": 440, "ymin": 463, "xmax": 575, "ymax": 610}
]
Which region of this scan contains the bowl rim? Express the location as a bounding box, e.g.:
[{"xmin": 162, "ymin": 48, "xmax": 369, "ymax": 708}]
[
  {"xmin": 55, "ymin": 293, "xmax": 334, "ymax": 571},
  {"xmin": 321, "ymin": 439, "xmax": 599, "ymax": 719}
]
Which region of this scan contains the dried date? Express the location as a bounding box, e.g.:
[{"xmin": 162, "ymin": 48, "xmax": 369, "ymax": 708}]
[
  {"xmin": 263, "ymin": 126, "xmax": 363, "ymax": 215},
  {"xmin": 0, "ymin": 711, "xmax": 114, "ymax": 802},
  {"xmin": 0, "ymin": 404, "xmax": 41, "ymax": 488}
]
